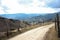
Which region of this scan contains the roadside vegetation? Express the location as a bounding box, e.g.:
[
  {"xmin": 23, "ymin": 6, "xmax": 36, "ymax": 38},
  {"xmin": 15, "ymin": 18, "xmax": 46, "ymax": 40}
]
[
  {"xmin": 44, "ymin": 26, "xmax": 58, "ymax": 40},
  {"xmin": 0, "ymin": 17, "xmax": 53, "ymax": 40}
]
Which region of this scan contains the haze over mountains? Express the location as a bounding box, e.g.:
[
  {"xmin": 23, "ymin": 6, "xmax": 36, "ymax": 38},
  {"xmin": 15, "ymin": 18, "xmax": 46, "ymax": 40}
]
[
  {"xmin": 0, "ymin": 13, "xmax": 59, "ymax": 32},
  {"xmin": 0, "ymin": 13, "xmax": 40, "ymax": 20},
  {"xmin": 0, "ymin": 13, "xmax": 55, "ymax": 20}
]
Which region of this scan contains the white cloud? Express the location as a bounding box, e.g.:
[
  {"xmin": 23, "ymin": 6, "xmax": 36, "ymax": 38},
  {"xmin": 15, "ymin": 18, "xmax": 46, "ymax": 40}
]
[
  {"xmin": 0, "ymin": 0, "xmax": 60, "ymax": 14},
  {"xmin": 18, "ymin": 0, "xmax": 32, "ymax": 5},
  {"xmin": 0, "ymin": 7, "xmax": 5, "ymax": 14},
  {"xmin": 7, "ymin": 7, "xmax": 58, "ymax": 14}
]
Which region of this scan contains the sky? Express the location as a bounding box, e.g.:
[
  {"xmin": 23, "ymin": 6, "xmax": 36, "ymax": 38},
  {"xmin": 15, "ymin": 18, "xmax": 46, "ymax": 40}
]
[{"xmin": 0, "ymin": 0, "xmax": 60, "ymax": 14}]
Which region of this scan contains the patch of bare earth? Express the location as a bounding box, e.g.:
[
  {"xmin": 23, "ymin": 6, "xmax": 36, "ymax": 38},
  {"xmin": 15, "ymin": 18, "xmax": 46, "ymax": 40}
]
[{"xmin": 44, "ymin": 26, "xmax": 58, "ymax": 40}]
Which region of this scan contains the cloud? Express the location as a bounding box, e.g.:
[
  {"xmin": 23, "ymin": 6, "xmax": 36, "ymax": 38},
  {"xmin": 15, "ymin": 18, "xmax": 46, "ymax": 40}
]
[
  {"xmin": 18, "ymin": 0, "xmax": 32, "ymax": 5},
  {"xmin": 0, "ymin": 0, "xmax": 60, "ymax": 14},
  {"xmin": 0, "ymin": 7, "xmax": 5, "ymax": 14},
  {"xmin": 45, "ymin": 0, "xmax": 60, "ymax": 8},
  {"xmin": 0, "ymin": 0, "xmax": 9, "ymax": 14},
  {"xmin": 38, "ymin": 0, "xmax": 60, "ymax": 8},
  {"xmin": 2, "ymin": 6, "xmax": 9, "ymax": 13}
]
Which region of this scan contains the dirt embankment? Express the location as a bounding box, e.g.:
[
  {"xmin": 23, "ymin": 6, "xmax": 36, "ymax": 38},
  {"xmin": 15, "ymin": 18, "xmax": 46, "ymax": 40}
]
[{"xmin": 44, "ymin": 26, "xmax": 58, "ymax": 40}]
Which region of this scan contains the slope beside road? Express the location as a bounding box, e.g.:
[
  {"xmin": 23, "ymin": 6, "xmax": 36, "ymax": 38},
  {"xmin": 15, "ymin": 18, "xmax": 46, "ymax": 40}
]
[{"xmin": 8, "ymin": 23, "xmax": 54, "ymax": 40}]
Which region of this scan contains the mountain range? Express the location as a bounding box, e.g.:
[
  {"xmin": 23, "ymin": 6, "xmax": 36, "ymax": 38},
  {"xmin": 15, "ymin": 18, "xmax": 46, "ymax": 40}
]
[
  {"xmin": 0, "ymin": 13, "xmax": 40, "ymax": 20},
  {"xmin": 0, "ymin": 13, "xmax": 47, "ymax": 20}
]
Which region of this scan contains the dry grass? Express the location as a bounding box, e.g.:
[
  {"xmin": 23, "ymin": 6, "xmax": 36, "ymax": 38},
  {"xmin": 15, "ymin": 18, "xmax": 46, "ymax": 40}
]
[
  {"xmin": 44, "ymin": 26, "xmax": 58, "ymax": 40},
  {"xmin": 21, "ymin": 22, "xmax": 52, "ymax": 33},
  {"xmin": 0, "ymin": 22, "xmax": 53, "ymax": 40}
]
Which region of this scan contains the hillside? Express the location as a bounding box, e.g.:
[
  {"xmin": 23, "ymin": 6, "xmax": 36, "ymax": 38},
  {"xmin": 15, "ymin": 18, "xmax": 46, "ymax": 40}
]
[
  {"xmin": 0, "ymin": 16, "xmax": 30, "ymax": 32},
  {"xmin": 0, "ymin": 13, "xmax": 59, "ymax": 40},
  {"xmin": 0, "ymin": 13, "xmax": 56, "ymax": 24},
  {"xmin": 0, "ymin": 13, "xmax": 40, "ymax": 20}
]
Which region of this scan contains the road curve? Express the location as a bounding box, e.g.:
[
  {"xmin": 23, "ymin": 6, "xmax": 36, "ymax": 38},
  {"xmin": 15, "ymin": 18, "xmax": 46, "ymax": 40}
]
[{"xmin": 8, "ymin": 23, "xmax": 54, "ymax": 40}]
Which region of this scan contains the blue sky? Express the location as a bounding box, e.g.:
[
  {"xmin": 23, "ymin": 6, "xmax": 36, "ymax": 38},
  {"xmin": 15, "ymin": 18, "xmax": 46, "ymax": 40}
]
[{"xmin": 0, "ymin": 0, "xmax": 60, "ymax": 14}]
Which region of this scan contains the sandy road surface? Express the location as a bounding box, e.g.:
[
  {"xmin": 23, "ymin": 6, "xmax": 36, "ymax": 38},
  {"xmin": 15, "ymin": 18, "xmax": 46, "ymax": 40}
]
[{"xmin": 8, "ymin": 24, "xmax": 54, "ymax": 40}]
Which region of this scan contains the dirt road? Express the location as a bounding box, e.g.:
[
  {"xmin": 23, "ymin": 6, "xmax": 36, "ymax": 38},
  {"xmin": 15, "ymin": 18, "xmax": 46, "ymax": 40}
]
[{"xmin": 8, "ymin": 24, "xmax": 54, "ymax": 40}]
